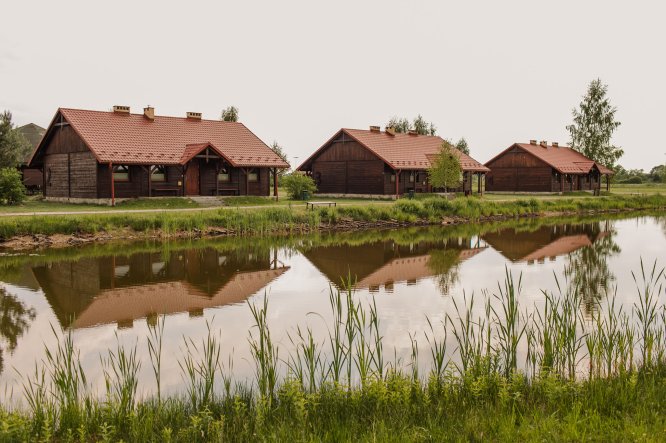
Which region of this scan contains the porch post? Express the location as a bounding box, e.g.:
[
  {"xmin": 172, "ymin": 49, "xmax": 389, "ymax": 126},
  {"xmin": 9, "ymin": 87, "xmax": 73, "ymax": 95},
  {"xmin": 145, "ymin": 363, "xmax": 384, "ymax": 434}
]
[
  {"xmin": 110, "ymin": 162, "xmax": 115, "ymax": 206},
  {"xmin": 273, "ymin": 168, "xmax": 278, "ymax": 201},
  {"xmin": 395, "ymin": 169, "xmax": 401, "ymax": 197},
  {"xmin": 606, "ymin": 175, "xmax": 610, "ymax": 192},
  {"xmin": 181, "ymin": 165, "xmax": 186, "ymax": 196},
  {"xmin": 215, "ymin": 162, "xmax": 220, "ymax": 196},
  {"xmin": 148, "ymin": 165, "xmax": 152, "ymax": 197},
  {"xmin": 477, "ymin": 173, "xmax": 482, "ymax": 195},
  {"xmin": 245, "ymin": 168, "xmax": 250, "ymax": 196},
  {"xmin": 560, "ymin": 173, "xmax": 564, "ymax": 193}
]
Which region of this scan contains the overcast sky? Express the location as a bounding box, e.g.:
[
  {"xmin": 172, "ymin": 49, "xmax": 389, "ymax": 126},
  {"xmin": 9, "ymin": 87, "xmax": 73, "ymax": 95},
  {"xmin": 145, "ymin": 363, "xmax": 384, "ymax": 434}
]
[{"xmin": 2, "ymin": 0, "xmax": 664, "ymax": 170}]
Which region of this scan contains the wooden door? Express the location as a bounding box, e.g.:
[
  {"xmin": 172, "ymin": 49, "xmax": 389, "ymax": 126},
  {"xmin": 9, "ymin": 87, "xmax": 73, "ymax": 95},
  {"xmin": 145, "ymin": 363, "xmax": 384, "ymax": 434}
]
[{"xmin": 185, "ymin": 160, "xmax": 200, "ymax": 195}]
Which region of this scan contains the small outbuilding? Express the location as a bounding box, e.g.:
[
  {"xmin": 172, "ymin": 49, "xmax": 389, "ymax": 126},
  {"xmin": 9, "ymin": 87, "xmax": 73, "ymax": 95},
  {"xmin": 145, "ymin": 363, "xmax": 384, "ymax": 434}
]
[
  {"xmin": 484, "ymin": 140, "xmax": 614, "ymax": 193},
  {"xmin": 17, "ymin": 123, "xmax": 46, "ymax": 192},
  {"xmin": 297, "ymin": 127, "xmax": 490, "ymax": 196},
  {"xmin": 28, "ymin": 106, "xmax": 289, "ymax": 204}
]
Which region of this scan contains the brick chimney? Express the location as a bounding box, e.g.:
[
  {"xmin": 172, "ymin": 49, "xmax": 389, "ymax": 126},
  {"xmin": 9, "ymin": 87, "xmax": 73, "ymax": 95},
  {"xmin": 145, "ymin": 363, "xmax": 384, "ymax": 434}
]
[
  {"xmin": 385, "ymin": 127, "xmax": 396, "ymax": 136},
  {"xmin": 369, "ymin": 125, "xmax": 380, "ymax": 132},
  {"xmin": 186, "ymin": 112, "xmax": 202, "ymax": 120},
  {"xmin": 552, "ymin": 141, "xmax": 559, "ymax": 148},
  {"xmin": 143, "ymin": 106, "xmax": 155, "ymax": 121},
  {"xmin": 539, "ymin": 140, "xmax": 547, "ymax": 148},
  {"xmin": 113, "ymin": 105, "xmax": 130, "ymax": 114},
  {"xmin": 529, "ymin": 139, "xmax": 537, "ymax": 145},
  {"xmin": 408, "ymin": 129, "xmax": 418, "ymax": 136}
]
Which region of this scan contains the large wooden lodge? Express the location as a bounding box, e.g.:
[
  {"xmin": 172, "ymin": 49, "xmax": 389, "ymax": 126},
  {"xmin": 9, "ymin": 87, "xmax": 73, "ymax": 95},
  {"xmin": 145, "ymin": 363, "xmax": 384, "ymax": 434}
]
[
  {"xmin": 297, "ymin": 126, "xmax": 490, "ymax": 196},
  {"xmin": 28, "ymin": 106, "xmax": 289, "ymax": 204},
  {"xmin": 484, "ymin": 140, "xmax": 614, "ymax": 193}
]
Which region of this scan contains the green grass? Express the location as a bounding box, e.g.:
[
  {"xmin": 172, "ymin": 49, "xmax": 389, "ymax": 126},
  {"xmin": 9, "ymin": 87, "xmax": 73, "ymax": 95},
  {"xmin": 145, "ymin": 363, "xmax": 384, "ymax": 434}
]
[
  {"xmin": 2, "ymin": 262, "xmax": 666, "ymax": 441},
  {"xmin": 0, "ymin": 194, "xmax": 665, "ymax": 242},
  {"xmin": 0, "ymin": 196, "xmax": 202, "ymax": 213}
]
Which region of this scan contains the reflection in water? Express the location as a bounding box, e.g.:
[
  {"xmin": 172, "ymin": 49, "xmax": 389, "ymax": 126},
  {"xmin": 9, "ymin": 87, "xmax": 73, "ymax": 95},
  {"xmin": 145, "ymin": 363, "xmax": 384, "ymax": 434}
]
[
  {"xmin": 31, "ymin": 248, "xmax": 289, "ymax": 329},
  {"xmin": 564, "ymin": 221, "xmax": 620, "ymax": 315},
  {"xmin": 482, "ymin": 223, "xmax": 610, "ymax": 264},
  {"xmin": 482, "ymin": 221, "xmax": 619, "ymax": 315},
  {"xmin": 0, "ymin": 215, "xmax": 663, "ymax": 403},
  {"xmin": 300, "ymin": 236, "xmax": 486, "ymax": 294},
  {"xmin": 0, "ymin": 287, "xmax": 36, "ymax": 374}
]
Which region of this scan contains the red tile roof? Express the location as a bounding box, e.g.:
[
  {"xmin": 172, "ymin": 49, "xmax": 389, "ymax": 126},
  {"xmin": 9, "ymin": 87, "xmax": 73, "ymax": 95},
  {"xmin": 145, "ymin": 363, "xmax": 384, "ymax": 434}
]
[
  {"xmin": 31, "ymin": 108, "xmax": 289, "ymax": 168},
  {"xmin": 298, "ymin": 129, "xmax": 490, "ymax": 172},
  {"xmin": 487, "ymin": 143, "xmax": 614, "ymax": 175}
]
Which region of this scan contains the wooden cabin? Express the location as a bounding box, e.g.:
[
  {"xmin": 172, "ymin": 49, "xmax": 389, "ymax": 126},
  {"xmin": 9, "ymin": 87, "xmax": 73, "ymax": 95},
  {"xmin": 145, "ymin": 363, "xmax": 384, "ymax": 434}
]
[
  {"xmin": 297, "ymin": 127, "xmax": 490, "ymax": 196},
  {"xmin": 484, "ymin": 141, "xmax": 614, "ymax": 193},
  {"xmin": 28, "ymin": 107, "xmax": 289, "ymax": 204}
]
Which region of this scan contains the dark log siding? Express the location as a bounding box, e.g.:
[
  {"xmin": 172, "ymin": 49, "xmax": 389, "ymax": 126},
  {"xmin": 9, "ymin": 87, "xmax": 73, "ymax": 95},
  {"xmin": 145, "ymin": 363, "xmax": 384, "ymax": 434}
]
[
  {"xmin": 310, "ymin": 137, "xmax": 385, "ymax": 194},
  {"xmin": 486, "ymin": 147, "xmax": 555, "ymax": 192},
  {"xmin": 69, "ymin": 152, "xmax": 97, "ymax": 198},
  {"xmin": 41, "ymin": 125, "xmax": 98, "ymax": 198}
]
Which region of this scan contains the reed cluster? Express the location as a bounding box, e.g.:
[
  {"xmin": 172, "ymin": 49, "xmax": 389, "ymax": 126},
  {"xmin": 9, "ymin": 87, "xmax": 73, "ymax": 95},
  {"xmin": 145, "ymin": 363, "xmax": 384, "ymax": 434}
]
[{"xmin": 1, "ymin": 261, "xmax": 666, "ymax": 441}]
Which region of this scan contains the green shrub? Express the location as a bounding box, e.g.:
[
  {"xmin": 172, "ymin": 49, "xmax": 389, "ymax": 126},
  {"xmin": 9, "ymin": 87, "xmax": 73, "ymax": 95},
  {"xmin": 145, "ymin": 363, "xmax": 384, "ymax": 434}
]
[
  {"xmin": 620, "ymin": 176, "xmax": 643, "ymax": 184},
  {"xmin": 0, "ymin": 168, "xmax": 26, "ymax": 205},
  {"xmin": 282, "ymin": 174, "xmax": 317, "ymax": 200}
]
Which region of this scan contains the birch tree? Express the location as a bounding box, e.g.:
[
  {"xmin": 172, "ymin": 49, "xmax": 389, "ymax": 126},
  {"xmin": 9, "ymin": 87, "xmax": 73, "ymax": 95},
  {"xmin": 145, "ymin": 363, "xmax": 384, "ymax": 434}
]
[{"xmin": 566, "ymin": 79, "xmax": 623, "ymax": 169}]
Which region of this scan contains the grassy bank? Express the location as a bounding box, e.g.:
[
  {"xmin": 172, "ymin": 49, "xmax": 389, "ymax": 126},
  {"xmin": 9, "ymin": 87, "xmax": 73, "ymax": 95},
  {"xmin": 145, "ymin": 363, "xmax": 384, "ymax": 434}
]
[
  {"xmin": 2, "ymin": 263, "xmax": 666, "ymax": 441},
  {"xmin": 0, "ymin": 194, "xmax": 665, "ymax": 246}
]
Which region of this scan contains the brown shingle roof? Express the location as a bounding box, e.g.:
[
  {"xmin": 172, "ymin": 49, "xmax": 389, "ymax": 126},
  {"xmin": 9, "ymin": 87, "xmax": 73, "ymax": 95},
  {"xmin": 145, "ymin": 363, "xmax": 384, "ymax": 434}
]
[
  {"xmin": 71, "ymin": 267, "xmax": 290, "ymax": 329},
  {"xmin": 355, "ymin": 248, "xmax": 486, "ymax": 289},
  {"xmin": 487, "ymin": 143, "xmax": 614, "ymax": 175},
  {"xmin": 299, "ymin": 129, "xmax": 490, "ymax": 172},
  {"xmin": 31, "ymin": 108, "xmax": 289, "ymax": 168}
]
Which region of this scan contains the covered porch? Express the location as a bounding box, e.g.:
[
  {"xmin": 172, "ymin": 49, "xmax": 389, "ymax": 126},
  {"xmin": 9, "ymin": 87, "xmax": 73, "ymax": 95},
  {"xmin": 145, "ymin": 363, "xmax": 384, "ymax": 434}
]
[
  {"xmin": 389, "ymin": 168, "xmax": 487, "ymax": 196},
  {"xmin": 105, "ymin": 144, "xmax": 281, "ymax": 203}
]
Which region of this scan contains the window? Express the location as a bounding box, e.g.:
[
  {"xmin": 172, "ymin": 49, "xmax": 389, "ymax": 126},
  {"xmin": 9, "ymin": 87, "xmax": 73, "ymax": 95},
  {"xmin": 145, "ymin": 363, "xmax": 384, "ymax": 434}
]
[
  {"xmin": 409, "ymin": 172, "xmax": 415, "ymax": 183},
  {"xmin": 248, "ymin": 168, "xmax": 258, "ymax": 182},
  {"xmin": 151, "ymin": 165, "xmax": 166, "ymax": 182},
  {"xmin": 113, "ymin": 165, "xmax": 130, "ymax": 182},
  {"xmin": 218, "ymin": 166, "xmax": 230, "ymax": 182},
  {"xmin": 390, "ymin": 174, "xmax": 396, "ymax": 183}
]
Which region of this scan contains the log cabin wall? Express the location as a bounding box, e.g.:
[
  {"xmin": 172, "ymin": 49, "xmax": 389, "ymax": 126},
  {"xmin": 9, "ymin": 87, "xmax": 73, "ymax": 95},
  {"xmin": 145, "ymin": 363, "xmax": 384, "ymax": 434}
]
[
  {"xmin": 310, "ymin": 136, "xmax": 385, "ymax": 194},
  {"xmin": 485, "ymin": 146, "xmax": 554, "ymax": 192},
  {"xmin": 41, "ymin": 125, "xmax": 98, "ymax": 198}
]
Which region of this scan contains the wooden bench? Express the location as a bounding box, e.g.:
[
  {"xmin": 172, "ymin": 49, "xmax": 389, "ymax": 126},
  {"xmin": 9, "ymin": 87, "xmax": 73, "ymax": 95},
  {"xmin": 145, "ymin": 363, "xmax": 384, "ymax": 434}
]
[
  {"xmin": 305, "ymin": 201, "xmax": 337, "ymax": 210},
  {"xmin": 151, "ymin": 185, "xmax": 182, "ymax": 196},
  {"xmin": 213, "ymin": 187, "xmax": 240, "ymax": 196}
]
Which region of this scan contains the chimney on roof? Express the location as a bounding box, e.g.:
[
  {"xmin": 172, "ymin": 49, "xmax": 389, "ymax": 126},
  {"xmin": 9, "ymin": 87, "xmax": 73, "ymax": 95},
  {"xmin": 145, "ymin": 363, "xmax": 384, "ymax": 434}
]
[
  {"xmin": 408, "ymin": 129, "xmax": 418, "ymax": 136},
  {"xmin": 143, "ymin": 106, "xmax": 155, "ymax": 121},
  {"xmin": 529, "ymin": 139, "xmax": 537, "ymax": 145},
  {"xmin": 369, "ymin": 125, "xmax": 380, "ymax": 132},
  {"xmin": 539, "ymin": 140, "xmax": 547, "ymax": 148},
  {"xmin": 552, "ymin": 141, "xmax": 559, "ymax": 148},
  {"xmin": 186, "ymin": 112, "xmax": 202, "ymax": 120},
  {"xmin": 385, "ymin": 127, "xmax": 396, "ymax": 136},
  {"xmin": 113, "ymin": 105, "xmax": 130, "ymax": 114}
]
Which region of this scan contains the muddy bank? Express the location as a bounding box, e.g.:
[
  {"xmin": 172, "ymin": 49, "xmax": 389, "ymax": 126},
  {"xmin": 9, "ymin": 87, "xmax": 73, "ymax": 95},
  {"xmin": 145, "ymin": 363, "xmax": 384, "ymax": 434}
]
[{"xmin": 0, "ymin": 208, "xmax": 639, "ymax": 251}]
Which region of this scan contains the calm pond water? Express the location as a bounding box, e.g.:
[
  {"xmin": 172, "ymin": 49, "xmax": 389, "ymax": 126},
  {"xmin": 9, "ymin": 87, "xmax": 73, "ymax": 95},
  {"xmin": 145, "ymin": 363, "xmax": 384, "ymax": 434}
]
[{"xmin": 1, "ymin": 213, "xmax": 665, "ymax": 401}]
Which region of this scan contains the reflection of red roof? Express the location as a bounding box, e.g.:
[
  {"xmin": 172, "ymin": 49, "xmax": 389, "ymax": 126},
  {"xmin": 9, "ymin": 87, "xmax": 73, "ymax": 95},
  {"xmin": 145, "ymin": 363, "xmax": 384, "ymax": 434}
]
[
  {"xmin": 72, "ymin": 267, "xmax": 289, "ymax": 329},
  {"xmin": 486, "ymin": 143, "xmax": 613, "ymax": 175},
  {"xmin": 299, "ymin": 129, "xmax": 489, "ymax": 172},
  {"xmin": 355, "ymin": 248, "xmax": 485, "ymax": 289},
  {"xmin": 30, "ymin": 108, "xmax": 289, "ymax": 168},
  {"xmin": 520, "ymin": 235, "xmax": 592, "ymax": 262}
]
